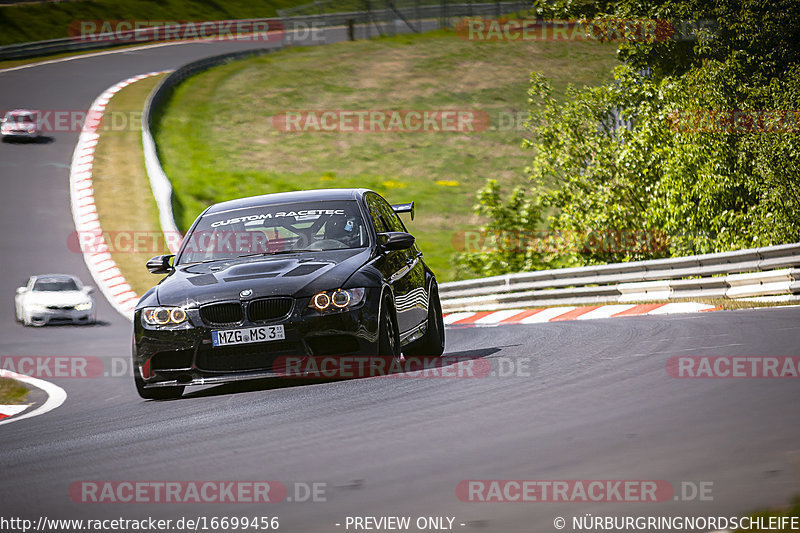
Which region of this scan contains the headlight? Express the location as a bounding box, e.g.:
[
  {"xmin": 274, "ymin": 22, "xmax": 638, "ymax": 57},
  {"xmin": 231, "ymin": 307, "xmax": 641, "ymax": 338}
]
[
  {"xmin": 309, "ymin": 288, "xmax": 366, "ymax": 312},
  {"xmin": 142, "ymin": 306, "xmax": 188, "ymax": 326},
  {"xmin": 28, "ymin": 304, "xmax": 46, "ymax": 311},
  {"xmin": 74, "ymin": 302, "xmax": 92, "ymax": 311}
]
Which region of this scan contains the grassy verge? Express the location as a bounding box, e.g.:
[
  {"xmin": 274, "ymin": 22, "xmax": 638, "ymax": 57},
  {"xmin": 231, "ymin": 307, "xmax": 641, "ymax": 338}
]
[
  {"xmin": 152, "ymin": 30, "xmax": 619, "ymax": 280},
  {"xmin": 0, "ymin": 377, "xmax": 29, "ymax": 404},
  {"xmin": 0, "ymin": 0, "xmax": 297, "ymax": 46},
  {"xmin": 90, "ymin": 73, "xmax": 170, "ymax": 297}
]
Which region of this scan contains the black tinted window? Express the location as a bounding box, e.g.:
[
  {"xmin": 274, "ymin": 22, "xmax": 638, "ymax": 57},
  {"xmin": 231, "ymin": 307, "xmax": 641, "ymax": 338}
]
[
  {"xmin": 178, "ymin": 200, "xmax": 368, "ymax": 264},
  {"xmin": 33, "ymin": 278, "xmax": 78, "ymax": 291}
]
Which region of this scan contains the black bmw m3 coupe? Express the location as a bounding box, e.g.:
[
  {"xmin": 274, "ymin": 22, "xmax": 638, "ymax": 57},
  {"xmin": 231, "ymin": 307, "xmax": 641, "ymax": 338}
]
[{"xmin": 133, "ymin": 188, "xmax": 445, "ymax": 399}]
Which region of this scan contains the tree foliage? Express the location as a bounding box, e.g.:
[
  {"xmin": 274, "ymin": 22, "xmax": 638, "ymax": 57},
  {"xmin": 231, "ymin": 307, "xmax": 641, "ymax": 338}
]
[{"xmin": 457, "ymin": 0, "xmax": 800, "ymax": 277}]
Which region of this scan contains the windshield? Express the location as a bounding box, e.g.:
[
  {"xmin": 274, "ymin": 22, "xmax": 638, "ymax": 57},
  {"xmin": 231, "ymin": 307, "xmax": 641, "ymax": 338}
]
[
  {"xmin": 33, "ymin": 278, "xmax": 79, "ymax": 291},
  {"xmin": 177, "ymin": 200, "xmax": 368, "ymax": 265},
  {"xmin": 7, "ymin": 113, "xmax": 35, "ymax": 124}
]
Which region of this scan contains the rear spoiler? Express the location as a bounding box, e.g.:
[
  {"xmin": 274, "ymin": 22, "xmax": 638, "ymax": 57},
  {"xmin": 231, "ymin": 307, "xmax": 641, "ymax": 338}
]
[{"xmin": 391, "ymin": 202, "xmax": 415, "ymax": 220}]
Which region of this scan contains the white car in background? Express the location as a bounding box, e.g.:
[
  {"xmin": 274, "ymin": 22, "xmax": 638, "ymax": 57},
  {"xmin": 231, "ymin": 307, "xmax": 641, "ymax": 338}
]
[
  {"xmin": 15, "ymin": 275, "xmax": 96, "ymax": 326},
  {"xmin": 1, "ymin": 109, "xmax": 41, "ymax": 141}
]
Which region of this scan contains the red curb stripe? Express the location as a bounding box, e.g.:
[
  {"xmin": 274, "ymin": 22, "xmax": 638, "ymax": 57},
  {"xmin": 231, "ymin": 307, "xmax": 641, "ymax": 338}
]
[
  {"xmin": 452, "ymin": 311, "xmax": 495, "ymax": 324},
  {"xmin": 549, "ymin": 306, "xmax": 600, "ymax": 321},
  {"xmin": 612, "ymin": 303, "xmax": 667, "ymax": 317},
  {"xmin": 499, "ymin": 308, "xmax": 545, "ymax": 323}
]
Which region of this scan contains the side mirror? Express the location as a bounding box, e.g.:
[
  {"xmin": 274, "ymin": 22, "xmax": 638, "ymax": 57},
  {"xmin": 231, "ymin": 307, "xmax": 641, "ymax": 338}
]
[
  {"xmin": 16, "ymin": 287, "xmax": 26, "ymax": 295},
  {"xmin": 378, "ymin": 232, "xmax": 415, "ymax": 251},
  {"xmin": 146, "ymin": 254, "xmax": 175, "ymax": 274},
  {"xmin": 83, "ymin": 286, "xmax": 94, "ymax": 294}
]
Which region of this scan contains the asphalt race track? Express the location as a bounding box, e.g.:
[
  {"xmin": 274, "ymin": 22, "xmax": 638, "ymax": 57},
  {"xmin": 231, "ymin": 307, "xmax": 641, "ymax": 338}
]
[{"xmin": 1, "ymin": 30, "xmax": 799, "ymax": 533}]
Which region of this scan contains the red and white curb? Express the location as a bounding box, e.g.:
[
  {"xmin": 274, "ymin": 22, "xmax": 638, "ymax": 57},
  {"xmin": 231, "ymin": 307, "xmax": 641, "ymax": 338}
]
[
  {"xmin": 0, "ymin": 369, "xmax": 67, "ymax": 426},
  {"xmin": 444, "ymin": 302, "xmax": 718, "ymax": 326},
  {"xmin": 0, "ymin": 403, "xmax": 29, "ymax": 421},
  {"xmin": 69, "ymin": 71, "xmax": 168, "ymax": 321}
]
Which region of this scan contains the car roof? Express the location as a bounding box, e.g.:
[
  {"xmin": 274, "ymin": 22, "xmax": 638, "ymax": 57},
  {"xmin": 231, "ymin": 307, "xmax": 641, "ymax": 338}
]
[{"xmin": 204, "ymin": 188, "xmax": 374, "ymax": 214}]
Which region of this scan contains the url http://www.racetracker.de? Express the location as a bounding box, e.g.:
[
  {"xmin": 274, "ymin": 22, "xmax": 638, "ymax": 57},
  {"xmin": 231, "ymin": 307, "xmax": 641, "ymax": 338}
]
[
  {"xmin": 0, "ymin": 516, "xmax": 280, "ymax": 532},
  {"xmin": 553, "ymin": 514, "xmax": 799, "ymax": 531}
]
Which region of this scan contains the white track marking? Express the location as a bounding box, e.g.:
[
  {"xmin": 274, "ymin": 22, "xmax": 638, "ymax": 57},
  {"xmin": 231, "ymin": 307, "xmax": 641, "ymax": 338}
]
[
  {"xmin": 648, "ymin": 302, "xmax": 716, "ymax": 314},
  {"xmin": 0, "ymin": 370, "xmax": 67, "ymax": 426}
]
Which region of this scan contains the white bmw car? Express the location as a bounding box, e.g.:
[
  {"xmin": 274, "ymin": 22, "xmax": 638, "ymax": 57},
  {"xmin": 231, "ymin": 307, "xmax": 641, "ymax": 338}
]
[
  {"xmin": 15, "ymin": 275, "xmax": 96, "ymax": 326},
  {"xmin": 1, "ymin": 109, "xmax": 41, "ymax": 141}
]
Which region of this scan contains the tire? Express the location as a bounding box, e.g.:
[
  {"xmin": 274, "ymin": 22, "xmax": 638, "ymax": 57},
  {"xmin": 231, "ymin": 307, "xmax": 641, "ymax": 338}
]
[
  {"xmin": 133, "ymin": 362, "xmax": 184, "ymax": 400},
  {"xmin": 377, "ymin": 295, "xmax": 400, "ymax": 358},
  {"xmin": 404, "ymin": 281, "xmax": 445, "ymax": 357}
]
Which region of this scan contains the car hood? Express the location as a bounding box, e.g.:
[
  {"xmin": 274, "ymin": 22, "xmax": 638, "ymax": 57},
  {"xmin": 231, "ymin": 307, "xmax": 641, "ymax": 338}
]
[
  {"xmin": 26, "ymin": 291, "xmax": 91, "ymax": 306},
  {"xmin": 155, "ymin": 248, "xmax": 374, "ymax": 306}
]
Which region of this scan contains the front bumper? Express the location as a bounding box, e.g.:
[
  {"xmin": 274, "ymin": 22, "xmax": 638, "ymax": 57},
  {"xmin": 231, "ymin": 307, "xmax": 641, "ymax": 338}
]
[
  {"xmin": 133, "ymin": 294, "xmax": 381, "ymax": 388},
  {"xmin": 24, "ymin": 307, "xmax": 94, "ymax": 326},
  {"xmin": 2, "ymin": 130, "xmax": 39, "ymax": 140}
]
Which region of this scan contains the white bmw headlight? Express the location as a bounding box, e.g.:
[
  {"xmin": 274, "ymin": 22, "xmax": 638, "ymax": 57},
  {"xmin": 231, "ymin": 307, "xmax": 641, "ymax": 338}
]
[
  {"xmin": 308, "ymin": 288, "xmax": 366, "ymax": 312},
  {"xmin": 142, "ymin": 306, "xmax": 188, "ymax": 326},
  {"xmin": 74, "ymin": 302, "xmax": 93, "ymax": 311}
]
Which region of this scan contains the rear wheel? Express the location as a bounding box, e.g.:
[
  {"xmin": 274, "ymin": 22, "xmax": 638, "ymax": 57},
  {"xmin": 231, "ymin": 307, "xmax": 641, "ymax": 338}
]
[{"xmin": 404, "ymin": 281, "xmax": 445, "ymax": 357}]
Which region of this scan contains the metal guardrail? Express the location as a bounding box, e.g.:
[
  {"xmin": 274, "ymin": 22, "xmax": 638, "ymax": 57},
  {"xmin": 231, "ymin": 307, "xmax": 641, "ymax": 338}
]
[
  {"xmin": 0, "ymin": 1, "xmax": 530, "ymax": 60},
  {"xmin": 439, "ymin": 243, "xmax": 800, "ymax": 311}
]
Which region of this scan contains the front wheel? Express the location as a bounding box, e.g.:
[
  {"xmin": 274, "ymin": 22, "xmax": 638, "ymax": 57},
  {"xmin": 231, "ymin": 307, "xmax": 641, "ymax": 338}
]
[
  {"xmin": 404, "ymin": 281, "xmax": 445, "ymax": 357},
  {"xmin": 377, "ymin": 296, "xmax": 400, "ymax": 358}
]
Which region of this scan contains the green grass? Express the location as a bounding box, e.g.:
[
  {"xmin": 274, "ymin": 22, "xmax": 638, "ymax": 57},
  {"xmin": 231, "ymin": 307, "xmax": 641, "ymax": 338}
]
[
  {"xmin": 153, "ymin": 30, "xmax": 619, "ymax": 280},
  {"xmin": 91, "ymin": 73, "xmax": 172, "ymax": 297},
  {"xmin": 0, "ymin": 0, "xmax": 298, "ymax": 46},
  {"xmin": 0, "ymin": 377, "xmax": 29, "ymax": 404}
]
